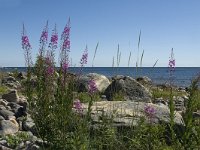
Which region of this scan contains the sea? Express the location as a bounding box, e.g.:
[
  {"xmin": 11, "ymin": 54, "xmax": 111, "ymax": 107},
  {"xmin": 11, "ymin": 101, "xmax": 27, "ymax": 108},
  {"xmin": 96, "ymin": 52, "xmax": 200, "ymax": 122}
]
[{"xmin": 1, "ymin": 67, "xmax": 200, "ymax": 88}]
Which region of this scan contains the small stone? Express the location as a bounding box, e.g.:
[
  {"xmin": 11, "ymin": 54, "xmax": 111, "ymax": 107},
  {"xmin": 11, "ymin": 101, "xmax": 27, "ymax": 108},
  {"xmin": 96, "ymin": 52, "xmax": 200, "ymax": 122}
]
[
  {"xmin": 5, "ymin": 106, "xmax": 11, "ymax": 111},
  {"xmin": 29, "ymin": 144, "xmax": 40, "ymax": 150},
  {"xmin": 0, "ymin": 119, "xmax": 19, "ymax": 135},
  {"xmin": 4, "ymin": 83, "xmax": 18, "ymax": 89},
  {"xmin": 136, "ymin": 76, "xmax": 152, "ymax": 85},
  {"xmin": 25, "ymin": 141, "xmax": 31, "ymax": 147},
  {"xmin": 7, "ymin": 102, "xmax": 21, "ymax": 110},
  {"xmin": 101, "ymin": 95, "xmax": 107, "ymax": 101},
  {"xmin": 0, "ymin": 105, "xmax": 6, "ymax": 110},
  {"xmin": 17, "ymin": 142, "xmax": 25, "ymax": 149},
  {"xmin": 14, "ymin": 107, "xmax": 27, "ymax": 118},
  {"xmin": 0, "ymin": 140, "xmax": 7, "ymax": 146},
  {"xmin": 193, "ymin": 112, "xmax": 200, "ymax": 118},
  {"xmin": 0, "ymin": 109, "xmax": 15, "ymax": 120},
  {"xmin": 0, "ymin": 145, "xmax": 12, "ymax": 150},
  {"xmin": 0, "ymin": 99, "xmax": 8, "ymax": 107},
  {"xmin": 154, "ymin": 97, "xmax": 168, "ymax": 106},
  {"xmin": 17, "ymin": 72, "xmax": 26, "ymax": 80},
  {"xmin": 30, "ymin": 135, "xmax": 36, "ymax": 142},
  {"xmin": 23, "ymin": 116, "xmax": 36, "ymax": 134},
  {"xmin": 0, "ymin": 116, "xmax": 5, "ymax": 120},
  {"xmin": 2, "ymin": 90, "xmax": 19, "ymax": 103},
  {"xmin": 18, "ymin": 96, "xmax": 28, "ymax": 111},
  {"xmin": 8, "ymin": 116, "xmax": 16, "ymax": 120}
]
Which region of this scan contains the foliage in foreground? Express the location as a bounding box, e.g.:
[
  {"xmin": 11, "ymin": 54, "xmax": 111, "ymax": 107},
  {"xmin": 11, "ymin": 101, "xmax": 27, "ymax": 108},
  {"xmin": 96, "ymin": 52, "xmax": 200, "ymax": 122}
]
[{"xmin": 21, "ymin": 21, "xmax": 200, "ymax": 149}]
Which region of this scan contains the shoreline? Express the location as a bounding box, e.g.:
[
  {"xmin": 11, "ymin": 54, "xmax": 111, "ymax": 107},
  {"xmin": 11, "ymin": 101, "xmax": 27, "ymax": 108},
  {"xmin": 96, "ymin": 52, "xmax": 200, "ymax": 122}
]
[{"xmin": 0, "ymin": 68, "xmax": 195, "ymax": 88}]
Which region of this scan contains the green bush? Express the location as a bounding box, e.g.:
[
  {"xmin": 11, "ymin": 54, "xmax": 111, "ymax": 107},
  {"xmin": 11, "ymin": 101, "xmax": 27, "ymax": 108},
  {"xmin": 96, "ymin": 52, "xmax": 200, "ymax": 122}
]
[{"xmin": 0, "ymin": 86, "xmax": 8, "ymax": 95}]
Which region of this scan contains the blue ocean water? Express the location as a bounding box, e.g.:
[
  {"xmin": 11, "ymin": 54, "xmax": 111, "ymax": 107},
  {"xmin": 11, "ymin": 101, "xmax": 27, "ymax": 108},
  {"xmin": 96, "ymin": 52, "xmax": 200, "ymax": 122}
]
[{"xmin": 1, "ymin": 67, "xmax": 200, "ymax": 87}]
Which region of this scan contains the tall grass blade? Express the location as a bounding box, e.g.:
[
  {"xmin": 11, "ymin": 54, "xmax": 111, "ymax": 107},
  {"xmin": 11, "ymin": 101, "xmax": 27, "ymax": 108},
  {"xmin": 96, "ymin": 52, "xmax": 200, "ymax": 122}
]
[
  {"xmin": 112, "ymin": 56, "xmax": 115, "ymax": 67},
  {"xmin": 136, "ymin": 30, "xmax": 141, "ymax": 76},
  {"xmin": 153, "ymin": 59, "xmax": 159, "ymax": 68},
  {"xmin": 117, "ymin": 44, "xmax": 120, "ymax": 67},
  {"xmin": 140, "ymin": 49, "xmax": 144, "ymax": 67},
  {"xmin": 140, "ymin": 49, "xmax": 144, "ymax": 75},
  {"xmin": 70, "ymin": 58, "xmax": 73, "ymax": 67},
  {"xmin": 138, "ymin": 30, "xmax": 141, "ymax": 51},
  {"xmin": 118, "ymin": 51, "xmax": 121, "ymax": 67},
  {"xmin": 92, "ymin": 42, "xmax": 99, "ymax": 67},
  {"xmin": 128, "ymin": 51, "xmax": 131, "ymax": 67}
]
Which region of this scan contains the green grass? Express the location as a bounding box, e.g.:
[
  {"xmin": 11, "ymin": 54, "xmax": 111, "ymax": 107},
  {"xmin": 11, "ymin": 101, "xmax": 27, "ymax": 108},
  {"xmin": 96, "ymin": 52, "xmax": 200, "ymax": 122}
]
[
  {"xmin": 112, "ymin": 90, "xmax": 125, "ymax": 101},
  {"xmin": 152, "ymin": 88, "xmax": 187, "ymax": 100},
  {"xmin": 78, "ymin": 92, "xmax": 101, "ymax": 103},
  {"xmin": 3, "ymin": 132, "xmax": 30, "ymax": 149},
  {"xmin": 0, "ymin": 86, "xmax": 8, "ymax": 95}
]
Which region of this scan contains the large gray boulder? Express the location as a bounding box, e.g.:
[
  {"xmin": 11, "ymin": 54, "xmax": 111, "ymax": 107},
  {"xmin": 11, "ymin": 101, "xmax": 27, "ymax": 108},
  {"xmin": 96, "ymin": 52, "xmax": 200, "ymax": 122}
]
[
  {"xmin": 82, "ymin": 101, "xmax": 184, "ymax": 127},
  {"xmin": 77, "ymin": 73, "xmax": 111, "ymax": 93},
  {"xmin": 104, "ymin": 76, "xmax": 152, "ymax": 102}
]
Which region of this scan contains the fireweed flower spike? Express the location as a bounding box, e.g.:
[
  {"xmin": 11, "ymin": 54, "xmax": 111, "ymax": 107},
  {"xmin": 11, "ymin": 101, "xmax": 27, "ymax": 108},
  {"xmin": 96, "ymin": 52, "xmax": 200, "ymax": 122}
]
[
  {"xmin": 80, "ymin": 45, "xmax": 88, "ymax": 67},
  {"xmin": 39, "ymin": 21, "xmax": 48, "ymax": 56},
  {"xmin": 60, "ymin": 18, "xmax": 70, "ymax": 73},
  {"xmin": 22, "ymin": 24, "xmax": 32, "ymax": 67},
  {"xmin": 73, "ymin": 99, "xmax": 83, "ymax": 114},
  {"xmin": 78, "ymin": 45, "xmax": 88, "ymax": 75},
  {"xmin": 49, "ymin": 24, "xmax": 58, "ymax": 51},
  {"xmin": 144, "ymin": 105, "xmax": 156, "ymax": 123},
  {"xmin": 62, "ymin": 61, "xmax": 69, "ymax": 72},
  {"xmin": 88, "ymin": 79, "xmax": 98, "ymax": 94},
  {"xmin": 61, "ymin": 18, "xmax": 70, "ymax": 51},
  {"xmin": 47, "ymin": 25, "xmax": 58, "ymax": 72},
  {"xmin": 168, "ymin": 48, "xmax": 175, "ymax": 72}
]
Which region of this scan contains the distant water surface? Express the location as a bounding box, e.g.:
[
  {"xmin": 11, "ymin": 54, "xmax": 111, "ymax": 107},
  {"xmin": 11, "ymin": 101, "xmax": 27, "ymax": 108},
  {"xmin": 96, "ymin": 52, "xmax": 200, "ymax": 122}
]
[{"xmin": 1, "ymin": 67, "xmax": 200, "ymax": 87}]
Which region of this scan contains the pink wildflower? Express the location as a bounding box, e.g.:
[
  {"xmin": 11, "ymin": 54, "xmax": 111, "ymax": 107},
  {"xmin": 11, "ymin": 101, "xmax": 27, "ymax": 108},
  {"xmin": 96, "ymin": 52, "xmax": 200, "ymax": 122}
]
[
  {"xmin": 49, "ymin": 24, "xmax": 58, "ymax": 50},
  {"xmin": 60, "ymin": 18, "xmax": 70, "ymax": 73},
  {"xmin": 62, "ymin": 61, "xmax": 69, "ymax": 72},
  {"xmin": 168, "ymin": 48, "xmax": 175, "ymax": 71},
  {"xmin": 144, "ymin": 105, "xmax": 156, "ymax": 122},
  {"xmin": 73, "ymin": 99, "xmax": 83, "ymax": 114},
  {"xmin": 39, "ymin": 21, "xmax": 48, "ymax": 56},
  {"xmin": 61, "ymin": 18, "xmax": 70, "ymax": 52},
  {"xmin": 88, "ymin": 79, "xmax": 97, "ymax": 94},
  {"xmin": 80, "ymin": 46, "xmax": 88, "ymax": 67},
  {"xmin": 22, "ymin": 24, "xmax": 32, "ymax": 67}
]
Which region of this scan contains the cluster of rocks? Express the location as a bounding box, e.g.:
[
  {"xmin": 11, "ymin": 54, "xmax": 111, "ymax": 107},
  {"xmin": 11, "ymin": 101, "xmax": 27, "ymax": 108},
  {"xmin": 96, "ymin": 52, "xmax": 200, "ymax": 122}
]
[
  {"xmin": 2, "ymin": 76, "xmax": 21, "ymax": 89},
  {"xmin": 0, "ymin": 71, "xmax": 198, "ymax": 148},
  {"xmin": 77, "ymin": 73, "xmax": 192, "ymax": 128},
  {"xmin": 0, "ymin": 74, "xmax": 45, "ymax": 150},
  {"xmin": 77, "ymin": 73, "xmax": 152, "ymax": 102},
  {"xmin": 154, "ymin": 96, "xmax": 187, "ymax": 113}
]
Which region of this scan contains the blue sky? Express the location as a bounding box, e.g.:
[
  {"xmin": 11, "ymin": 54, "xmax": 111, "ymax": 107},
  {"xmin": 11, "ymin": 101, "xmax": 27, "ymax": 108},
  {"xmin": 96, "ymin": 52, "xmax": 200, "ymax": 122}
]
[{"xmin": 0, "ymin": 0, "xmax": 200, "ymax": 67}]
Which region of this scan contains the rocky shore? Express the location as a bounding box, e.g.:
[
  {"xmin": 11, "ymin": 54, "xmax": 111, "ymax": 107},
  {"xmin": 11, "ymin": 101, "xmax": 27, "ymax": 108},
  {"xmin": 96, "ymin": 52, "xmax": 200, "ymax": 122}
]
[
  {"xmin": 0, "ymin": 71, "xmax": 199, "ymax": 149},
  {"xmin": 0, "ymin": 73, "xmax": 47, "ymax": 149}
]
